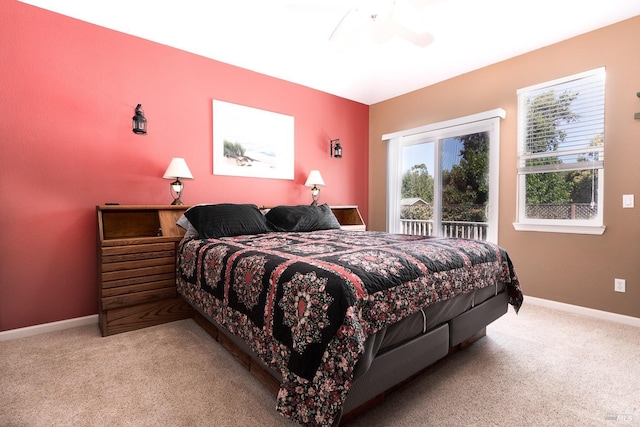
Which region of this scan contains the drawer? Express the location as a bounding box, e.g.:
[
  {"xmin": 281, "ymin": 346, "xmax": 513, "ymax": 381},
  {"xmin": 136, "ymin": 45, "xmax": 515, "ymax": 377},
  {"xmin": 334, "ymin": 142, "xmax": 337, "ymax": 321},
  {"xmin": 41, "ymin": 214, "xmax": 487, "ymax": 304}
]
[
  {"xmin": 101, "ymin": 256, "xmax": 176, "ymax": 273},
  {"xmin": 102, "ymin": 285, "xmax": 177, "ymax": 310},
  {"xmin": 100, "ymin": 272, "xmax": 175, "ymax": 289},
  {"xmin": 101, "ymin": 278, "xmax": 176, "ymax": 297},
  {"xmin": 103, "ymin": 297, "xmax": 192, "ymax": 336},
  {"xmin": 102, "ymin": 249, "xmax": 176, "ymax": 264},
  {"xmin": 101, "ymin": 243, "xmax": 176, "ymax": 265},
  {"xmin": 101, "ymin": 264, "xmax": 176, "ymax": 285},
  {"xmin": 101, "ymin": 242, "xmax": 176, "ymax": 256},
  {"xmin": 102, "ymin": 242, "xmax": 174, "ymax": 259}
]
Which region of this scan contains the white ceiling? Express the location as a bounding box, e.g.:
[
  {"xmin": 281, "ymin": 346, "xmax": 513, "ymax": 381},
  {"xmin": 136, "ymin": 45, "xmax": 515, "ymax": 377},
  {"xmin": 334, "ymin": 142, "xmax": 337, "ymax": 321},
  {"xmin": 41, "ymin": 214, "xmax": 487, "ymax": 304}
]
[{"xmin": 19, "ymin": 0, "xmax": 640, "ymax": 105}]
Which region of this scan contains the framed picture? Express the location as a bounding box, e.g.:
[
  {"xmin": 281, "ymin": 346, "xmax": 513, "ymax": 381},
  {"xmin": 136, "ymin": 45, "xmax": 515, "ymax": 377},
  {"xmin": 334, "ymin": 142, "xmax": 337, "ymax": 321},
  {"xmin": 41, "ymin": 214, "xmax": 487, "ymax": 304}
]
[{"xmin": 213, "ymin": 100, "xmax": 294, "ymax": 180}]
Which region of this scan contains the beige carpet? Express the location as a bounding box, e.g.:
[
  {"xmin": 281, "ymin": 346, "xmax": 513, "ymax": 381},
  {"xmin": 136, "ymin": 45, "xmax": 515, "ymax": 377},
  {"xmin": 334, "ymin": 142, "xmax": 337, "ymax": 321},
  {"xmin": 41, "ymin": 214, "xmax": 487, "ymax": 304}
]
[{"xmin": 1, "ymin": 303, "xmax": 638, "ymax": 426}]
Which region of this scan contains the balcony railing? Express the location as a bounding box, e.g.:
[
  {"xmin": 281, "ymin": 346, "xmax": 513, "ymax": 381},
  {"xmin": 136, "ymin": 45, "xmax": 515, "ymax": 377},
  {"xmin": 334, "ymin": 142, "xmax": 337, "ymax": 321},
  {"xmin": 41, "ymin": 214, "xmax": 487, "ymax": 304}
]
[{"xmin": 400, "ymin": 219, "xmax": 488, "ymax": 240}]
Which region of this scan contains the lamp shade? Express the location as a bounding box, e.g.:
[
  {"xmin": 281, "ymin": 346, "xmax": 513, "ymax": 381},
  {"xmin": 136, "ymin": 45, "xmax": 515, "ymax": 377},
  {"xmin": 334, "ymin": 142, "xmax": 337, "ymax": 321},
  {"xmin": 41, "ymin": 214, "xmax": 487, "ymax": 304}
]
[
  {"xmin": 304, "ymin": 170, "xmax": 325, "ymax": 187},
  {"xmin": 163, "ymin": 158, "xmax": 194, "ymax": 180}
]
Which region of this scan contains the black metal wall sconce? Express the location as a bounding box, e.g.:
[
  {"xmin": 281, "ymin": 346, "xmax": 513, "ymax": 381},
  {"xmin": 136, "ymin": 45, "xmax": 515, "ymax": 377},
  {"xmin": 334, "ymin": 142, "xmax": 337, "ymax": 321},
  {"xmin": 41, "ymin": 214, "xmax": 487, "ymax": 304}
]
[
  {"xmin": 330, "ymin": 138, "xmax": 342, "ymax": 158},
  {"xmin": 635, "ymin": 91, "xmax": 640, "ymax": 120},
  {"xmin": 132, "ymin": 104, "xmax": 147, "ymax": 134}
]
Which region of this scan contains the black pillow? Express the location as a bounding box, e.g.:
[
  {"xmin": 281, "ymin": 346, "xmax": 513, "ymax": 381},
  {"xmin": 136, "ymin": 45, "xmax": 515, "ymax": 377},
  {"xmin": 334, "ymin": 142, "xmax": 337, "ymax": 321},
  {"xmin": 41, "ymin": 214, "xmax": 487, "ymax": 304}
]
[
  {"xmin": 265, "ymin": 203, "xmax": 341, "ymax": 232},
  {"xmin": 183, "ymin": 203, "xmax": 271, "ymax": 238}
]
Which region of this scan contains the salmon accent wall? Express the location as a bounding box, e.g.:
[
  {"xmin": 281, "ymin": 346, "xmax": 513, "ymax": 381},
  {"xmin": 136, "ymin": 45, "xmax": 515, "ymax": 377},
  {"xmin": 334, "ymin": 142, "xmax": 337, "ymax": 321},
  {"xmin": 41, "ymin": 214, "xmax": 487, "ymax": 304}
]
[
  {"xmin": 0, "ymin": 2, "xmax": 369, "ymax": 331},
  {"xmin": 369, "ymin": 16, "xmax": 640, "ymax": 319}
]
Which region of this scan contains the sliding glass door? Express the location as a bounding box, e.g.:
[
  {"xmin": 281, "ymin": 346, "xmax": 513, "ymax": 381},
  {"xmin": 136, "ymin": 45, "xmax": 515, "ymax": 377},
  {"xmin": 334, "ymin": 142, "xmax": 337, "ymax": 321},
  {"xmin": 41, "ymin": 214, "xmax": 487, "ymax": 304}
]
[
  {"xmin": 388, "ymin": 115, "xmax": 501, "ymax": 243},
  {"xmin": 440, "ymin": 131, "xmax": 491, "ymax": 240}
]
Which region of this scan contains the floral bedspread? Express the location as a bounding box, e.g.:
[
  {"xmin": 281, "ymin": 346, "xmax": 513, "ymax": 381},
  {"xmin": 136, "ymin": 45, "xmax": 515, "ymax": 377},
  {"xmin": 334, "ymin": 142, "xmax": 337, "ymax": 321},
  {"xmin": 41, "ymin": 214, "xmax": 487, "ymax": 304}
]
[{"xmin": 176, "ymin": 230, "xmax": 523, "ymax": 426}]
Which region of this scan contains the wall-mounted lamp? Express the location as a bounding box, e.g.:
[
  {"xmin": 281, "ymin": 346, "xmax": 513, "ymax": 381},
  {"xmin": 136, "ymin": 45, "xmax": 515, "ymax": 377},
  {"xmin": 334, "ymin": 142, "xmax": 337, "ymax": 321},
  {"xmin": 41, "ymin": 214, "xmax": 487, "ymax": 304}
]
[
  {"xmin": 330, "ymin": 139, "xmax": 342, "ymax": 158},
  {"xmin": 162, "ymin": 158, "xmax": 194, "ymax": 205},
  {"xmin": 304, "ymin": 170, "xmax": 325, "ymax": 206},
  {"xmin": 132, "ymin": 104, "xmax": 147, "ymax": 134}
]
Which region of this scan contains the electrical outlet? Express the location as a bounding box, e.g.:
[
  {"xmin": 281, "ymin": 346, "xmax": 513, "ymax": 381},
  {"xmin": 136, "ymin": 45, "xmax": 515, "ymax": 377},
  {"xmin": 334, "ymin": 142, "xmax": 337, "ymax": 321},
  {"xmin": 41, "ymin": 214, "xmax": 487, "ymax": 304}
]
[{"xmin": 614, "ymin": 278, "xmax": 626, "ymax": 293}]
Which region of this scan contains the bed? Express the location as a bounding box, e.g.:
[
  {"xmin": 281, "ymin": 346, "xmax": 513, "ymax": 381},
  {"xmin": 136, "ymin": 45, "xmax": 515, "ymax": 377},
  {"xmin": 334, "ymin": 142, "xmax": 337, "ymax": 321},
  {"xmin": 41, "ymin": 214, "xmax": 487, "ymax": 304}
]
[{"xmin": 175, "ymin": 203, "xmax": 523, "ymax": 426}]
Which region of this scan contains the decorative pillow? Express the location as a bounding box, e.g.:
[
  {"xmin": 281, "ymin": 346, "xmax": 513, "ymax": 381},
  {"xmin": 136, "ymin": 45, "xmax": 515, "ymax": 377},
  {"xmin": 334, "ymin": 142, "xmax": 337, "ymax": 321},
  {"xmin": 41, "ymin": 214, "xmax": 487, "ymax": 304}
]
[
  {"xmin": 181, "ymin": 203, "xmax": 271, "ymax": 238},
  {"xmin": 265, "ymin": 203, "xmax": 341, "ymax": 232},
  {"xmin": 176, "ymin": 214, "xmax": 199, "ymax": 238}
]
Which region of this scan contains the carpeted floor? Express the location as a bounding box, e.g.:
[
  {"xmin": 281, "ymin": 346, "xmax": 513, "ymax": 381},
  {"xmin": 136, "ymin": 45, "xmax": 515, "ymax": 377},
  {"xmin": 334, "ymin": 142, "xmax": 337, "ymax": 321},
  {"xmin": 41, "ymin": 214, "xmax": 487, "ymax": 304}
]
[{"xmin": 1, "ymin": 303, "xmax": 638, "ymax": 426}]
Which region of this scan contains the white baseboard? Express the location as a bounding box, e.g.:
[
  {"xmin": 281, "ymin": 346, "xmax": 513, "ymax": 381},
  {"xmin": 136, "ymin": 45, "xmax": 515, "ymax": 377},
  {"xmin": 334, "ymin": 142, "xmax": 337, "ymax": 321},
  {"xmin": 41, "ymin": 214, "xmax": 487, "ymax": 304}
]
[
  {"xmin": 525, "ymin": 296, "xmax": 640, "ymax": 327},
  {"xmin": 2, "ymin": 296, "xmax": 637, "ymax": 341},
  {"xmin": 0, "ymin": 314, "xmax": 99, "ymax": 341}
]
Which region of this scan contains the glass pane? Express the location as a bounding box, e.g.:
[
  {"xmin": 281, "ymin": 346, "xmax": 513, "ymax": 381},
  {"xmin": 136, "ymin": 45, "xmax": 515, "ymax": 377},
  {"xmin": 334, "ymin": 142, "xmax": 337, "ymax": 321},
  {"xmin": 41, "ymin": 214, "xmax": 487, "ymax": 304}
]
[
  {"xmin": 525, "ymin": 169, "xmax": 599, "ymax": 220},
  {"xmin": 523, "ymin": 69, "xmax": 605, "ymax": 156},
  {"xmin": 400, "ymin": 142, "xmax": 434, "ymax": 236},
  {"xmin": 522, "ymin": 149, "xmax": 603, "ymax": 171},
  {"xmin": 441, "ymin": 132, "xmax": 489, "ymax": 240}
]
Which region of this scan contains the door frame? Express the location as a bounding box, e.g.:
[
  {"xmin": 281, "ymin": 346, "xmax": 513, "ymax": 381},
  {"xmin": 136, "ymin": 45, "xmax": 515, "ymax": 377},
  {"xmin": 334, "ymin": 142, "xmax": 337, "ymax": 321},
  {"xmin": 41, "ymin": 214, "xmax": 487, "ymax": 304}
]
[{"xmin": 383, "ymin": 109, "xmax": 505, "ymax": 243}]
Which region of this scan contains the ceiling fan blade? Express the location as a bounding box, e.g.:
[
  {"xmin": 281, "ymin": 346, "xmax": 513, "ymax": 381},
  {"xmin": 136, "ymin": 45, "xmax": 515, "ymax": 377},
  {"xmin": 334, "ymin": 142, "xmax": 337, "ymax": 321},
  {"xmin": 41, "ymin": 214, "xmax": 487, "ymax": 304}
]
[
  {"xmin": 371, "ymin": 16, "xmax": 433, "ymax": 47},
  {"xmin": 395, "ymin": 26, "xmax": 434, "ymax": 47},
  {"xmin": 404, "ymin": 0, "xmax": 443, "ymax": 9},
  {"xmin": 326, "ymin": 0, "xmax": 435, "ymax": 48},
  {"xmin": 328, "ymin": 7, "xmax": 355, "ymax": 40},
  {"xmin": 370, "ymin": 16, "xmax": 397, "ymax": 43}
]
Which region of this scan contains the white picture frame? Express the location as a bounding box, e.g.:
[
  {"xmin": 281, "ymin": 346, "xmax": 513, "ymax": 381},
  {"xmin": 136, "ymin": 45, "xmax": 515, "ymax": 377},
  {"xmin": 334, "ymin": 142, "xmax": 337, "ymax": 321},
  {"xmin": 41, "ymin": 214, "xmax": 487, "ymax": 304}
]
[{"xmin": 213, "ymin": 100, "xmax": 295, "ymax": 180}]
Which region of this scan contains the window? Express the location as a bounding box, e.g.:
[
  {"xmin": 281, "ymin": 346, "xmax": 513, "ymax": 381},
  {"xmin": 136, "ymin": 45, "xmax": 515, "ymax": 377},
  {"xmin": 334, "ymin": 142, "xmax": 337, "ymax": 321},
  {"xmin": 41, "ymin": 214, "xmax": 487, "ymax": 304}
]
[
  {"xmin": 514, "ymin": 68, "xmax": 606, "ymax": 235},
  {"xmin": 384, "ymin": 109, "xmax": 504, "ymax": 243}
]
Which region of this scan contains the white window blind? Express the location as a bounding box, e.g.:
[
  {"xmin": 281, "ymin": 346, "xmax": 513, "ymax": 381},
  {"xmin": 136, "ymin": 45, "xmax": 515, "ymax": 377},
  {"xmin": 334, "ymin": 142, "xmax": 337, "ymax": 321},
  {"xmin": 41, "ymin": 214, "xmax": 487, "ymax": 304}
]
[
  {"xmin": 514, "ymin": 67, "xmax": 606, "ymax": 235},
  {"xmin": 518, "ymin": 68, "xmax": 605, "ymax": 174}
]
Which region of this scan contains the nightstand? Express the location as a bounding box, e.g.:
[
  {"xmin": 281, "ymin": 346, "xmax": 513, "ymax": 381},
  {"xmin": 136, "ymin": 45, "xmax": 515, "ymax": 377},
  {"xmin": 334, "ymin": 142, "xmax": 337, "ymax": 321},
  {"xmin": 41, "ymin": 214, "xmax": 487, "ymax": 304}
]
[
  {"xmin": 331, "ymin": 205, "xmax": 366, "ymax": 231},
  {"xmin": 96, "ymin": 205, "xmax": 192, "ymax": 336}
]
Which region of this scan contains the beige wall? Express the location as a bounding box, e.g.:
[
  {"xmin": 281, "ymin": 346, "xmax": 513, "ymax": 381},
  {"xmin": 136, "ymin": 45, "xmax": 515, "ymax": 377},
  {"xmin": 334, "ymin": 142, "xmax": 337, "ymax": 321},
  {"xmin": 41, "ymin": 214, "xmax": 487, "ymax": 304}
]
[{"xmin": 369, "ymin": 16, "xmax": 640, "ymax": 318}]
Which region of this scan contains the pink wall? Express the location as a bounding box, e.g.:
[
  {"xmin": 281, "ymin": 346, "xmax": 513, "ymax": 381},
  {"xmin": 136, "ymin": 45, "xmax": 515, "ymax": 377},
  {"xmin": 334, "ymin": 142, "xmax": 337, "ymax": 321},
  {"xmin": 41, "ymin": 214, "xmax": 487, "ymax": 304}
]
[{"xmin": 0, "ymin": 2, "xmax": 369, "ymax": 331}]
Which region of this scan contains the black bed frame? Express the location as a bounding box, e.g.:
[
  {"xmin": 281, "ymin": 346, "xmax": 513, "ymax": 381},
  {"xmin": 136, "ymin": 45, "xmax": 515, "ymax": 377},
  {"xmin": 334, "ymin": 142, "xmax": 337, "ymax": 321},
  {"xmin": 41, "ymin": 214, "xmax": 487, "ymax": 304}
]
[{"xmin": 189, "ymin": 290, "xmax": 509, "ymax": 425}]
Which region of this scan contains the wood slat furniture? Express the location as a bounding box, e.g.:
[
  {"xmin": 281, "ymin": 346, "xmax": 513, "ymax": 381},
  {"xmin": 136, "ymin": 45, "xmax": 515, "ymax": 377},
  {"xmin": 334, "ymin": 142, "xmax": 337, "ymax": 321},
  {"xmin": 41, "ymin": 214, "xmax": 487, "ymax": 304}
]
[
  {"xmin": 96, "ymin": 204, "xmax": 363, "ymax": 336},
  {"xmin": 96, "ymin": 205, "xmax": 192, "ymax": 336},
  {"xmin": 330, "ymin": 205, "xmax": 366, "ymax": 231}
]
